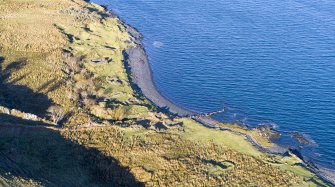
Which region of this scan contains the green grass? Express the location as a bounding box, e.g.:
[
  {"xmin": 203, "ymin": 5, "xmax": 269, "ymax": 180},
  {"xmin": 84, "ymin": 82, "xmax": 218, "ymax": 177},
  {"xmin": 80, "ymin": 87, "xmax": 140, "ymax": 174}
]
[{"xmin": 181, "ymin": 118, "xmax": 262, "ymax": 157}]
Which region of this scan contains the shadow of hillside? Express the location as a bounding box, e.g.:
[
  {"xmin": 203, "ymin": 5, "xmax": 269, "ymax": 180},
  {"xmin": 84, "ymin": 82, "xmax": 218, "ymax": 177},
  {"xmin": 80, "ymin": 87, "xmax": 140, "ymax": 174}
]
[
  {"xmin": 0, "ymin": 57, "xmax": 53, "ymax": 116},
  {"xmin": 0, "ymin": 116, "xmax": 143, "ymax": 187}
]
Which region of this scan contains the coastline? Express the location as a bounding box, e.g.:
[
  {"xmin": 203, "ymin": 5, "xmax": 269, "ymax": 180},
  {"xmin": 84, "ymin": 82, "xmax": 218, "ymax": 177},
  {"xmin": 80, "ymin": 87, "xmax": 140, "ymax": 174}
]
[
  {"xmin": 124, "ymin": 35, "xmax": 335, "ymax": 185},
  {"xmin": 121, "ymin": 21, "xmax": 284, "ymax": 154},
  {"xmin": 122, "ymin": 18, "xmax": 288, "ymax": 154},
  {"xmin": 106, "ymin": 5, "xmax": 287, "ymax": 152},
  {"xmin": 117, "ymin": 11, "xmax": 335, "ymax": 186},
  {"xmin": 125, "ymin": 46, "xmax": 196, "ymax": 117}
]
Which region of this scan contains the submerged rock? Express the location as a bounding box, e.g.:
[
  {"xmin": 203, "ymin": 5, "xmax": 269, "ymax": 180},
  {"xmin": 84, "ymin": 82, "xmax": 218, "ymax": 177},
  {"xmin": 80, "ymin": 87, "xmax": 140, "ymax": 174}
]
[{"xmin": 291, "ymin": 132, "xmax": 311, "ymax": 145}]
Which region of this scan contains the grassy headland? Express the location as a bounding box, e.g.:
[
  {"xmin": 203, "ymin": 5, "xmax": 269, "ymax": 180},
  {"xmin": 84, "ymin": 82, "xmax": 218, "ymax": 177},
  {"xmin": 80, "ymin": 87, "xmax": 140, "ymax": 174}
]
[{"xmin": 0, "ymin": 0, "xmax": 331, "ymax": 186}]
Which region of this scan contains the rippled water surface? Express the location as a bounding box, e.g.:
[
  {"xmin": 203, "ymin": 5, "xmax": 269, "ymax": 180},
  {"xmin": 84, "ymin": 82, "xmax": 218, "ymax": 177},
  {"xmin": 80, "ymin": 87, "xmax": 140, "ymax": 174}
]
[{"xmin": 94, "ymin": 0, "xmax": 335, "ymax": 169}]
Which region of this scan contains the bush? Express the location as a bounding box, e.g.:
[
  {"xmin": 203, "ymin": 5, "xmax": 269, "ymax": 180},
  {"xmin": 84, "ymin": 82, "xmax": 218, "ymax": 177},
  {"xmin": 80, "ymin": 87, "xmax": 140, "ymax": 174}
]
[{"xmin": 47, "ymin": 105, "xmax": 65, "ymax": 125}]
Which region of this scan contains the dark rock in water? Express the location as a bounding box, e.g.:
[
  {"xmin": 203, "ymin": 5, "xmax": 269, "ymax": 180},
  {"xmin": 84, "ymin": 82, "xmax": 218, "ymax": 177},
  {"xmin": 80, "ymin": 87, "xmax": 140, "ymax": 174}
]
[
  {"xmin": 154, "ymin": 122, "xmax": 168, "ymax": 131},
  {"xmin": 291, "ymin": 132, "xmax": 311, "ymax": 145},
  {"xmin": 137, "ymin": 119, "xmax": 151, "ymax": 129}
]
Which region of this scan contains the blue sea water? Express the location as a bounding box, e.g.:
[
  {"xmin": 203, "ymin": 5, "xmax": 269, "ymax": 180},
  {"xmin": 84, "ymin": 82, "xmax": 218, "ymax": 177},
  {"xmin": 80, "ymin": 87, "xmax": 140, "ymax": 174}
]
[{"xmin": 93, "ymin": 0, "xmax": 335, "ymax": 169}]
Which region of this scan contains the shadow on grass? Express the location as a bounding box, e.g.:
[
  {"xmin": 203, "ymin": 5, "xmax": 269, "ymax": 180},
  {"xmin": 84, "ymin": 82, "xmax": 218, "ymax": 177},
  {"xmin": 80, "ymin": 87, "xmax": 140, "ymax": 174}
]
[
  {"xmin": 0, "ymin": 57, "xmax": 53, "ymax": 116},
  {"xmin": 0, "ymin": 56, "xmax": 142, "ymax": 185},
  {"xmin": 0, "ymin": 116, "xmax": 143, "ymax": 186}
]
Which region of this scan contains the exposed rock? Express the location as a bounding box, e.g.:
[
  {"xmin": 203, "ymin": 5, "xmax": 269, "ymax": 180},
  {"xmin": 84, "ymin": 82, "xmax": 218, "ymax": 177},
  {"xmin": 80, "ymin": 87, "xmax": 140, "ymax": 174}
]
[
  {"xmin": 22, "ymin": 113, "xmax": 39, "ymax": 121},
  {"xmin": 192, "ymin": 116, "xmax": 218, "ymax": 129},
  {"xmin": 256, "ymin": 124, "xmax": 281, "ymax": 140},
  {"xmin": 124, "ymin": 24, "xmax": 143, "ymax": 45},
  {"xmin": 154, "ymin": 113, "xmax": 164, "ymax": 119},
  {"xmin": 0, "ymin": 106, "xmax": 10, "ymax": 115},
  {"xmin": 90, "ymin": 57, "xmax": 111, "ymax": 65},
  {"xmin": 10, "ymin": 109, "xmax": 24, "ymax": 117},
  {"xmin": 291, "ymin": 132, "xmax": 311, "ymax": 145},
  {"xmin": 0, "ymin": 106, "xmax": 41, "ymax": 122},
  {"xmin": 106, "ymin": 76, "xmax": 122, "ymax": 85}
]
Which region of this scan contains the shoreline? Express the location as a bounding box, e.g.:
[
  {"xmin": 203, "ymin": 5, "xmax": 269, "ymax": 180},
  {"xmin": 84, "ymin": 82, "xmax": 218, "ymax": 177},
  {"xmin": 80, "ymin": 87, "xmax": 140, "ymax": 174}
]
[
  {"xmin": 102, "ymin": 4, "xmax": 335, "ymax": 185},
  {"xmin": 125, "ymin": 41, "xmax": 335, "ymax": 185},
  {"xmin": 126, "ymin": 46, "xmax": 195, "ymax": 117},
  {"xmin": 122, "ymin": 20, "xmax": 289, "ymax": 154},
  {"xmin": 122, "ymin": 20, "xmax": 335, "ymax": 187},
  {"xmin": 124, "ymin": 26, "xmax": 196, "ymax": 117}
]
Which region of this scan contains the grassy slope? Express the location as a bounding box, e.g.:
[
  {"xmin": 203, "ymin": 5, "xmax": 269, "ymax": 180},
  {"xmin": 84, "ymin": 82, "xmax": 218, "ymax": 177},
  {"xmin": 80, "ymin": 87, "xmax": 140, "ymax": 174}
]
[{"xmin": 0, "ymin": 0, "xmax": 329, "ymax": 186}]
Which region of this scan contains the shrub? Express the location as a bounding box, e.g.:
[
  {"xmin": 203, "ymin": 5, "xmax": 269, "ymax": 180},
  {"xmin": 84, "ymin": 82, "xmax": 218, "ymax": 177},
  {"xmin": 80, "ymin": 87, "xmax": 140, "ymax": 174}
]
[{"xmin": 47, "ymin": 105, "xmax": 65, "ymax": 125}]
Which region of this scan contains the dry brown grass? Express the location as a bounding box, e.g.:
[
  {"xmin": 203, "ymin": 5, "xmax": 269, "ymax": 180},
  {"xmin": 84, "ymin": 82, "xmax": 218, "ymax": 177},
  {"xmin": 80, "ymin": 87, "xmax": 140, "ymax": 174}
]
[
  {"xmin": 0, "ymin": 0, "xmax": 80, "ymax": 113},
  {"xmin": 63, "ymin": 126, "xmax": 325, "ymax": 186},
  {"xmin": 0, "ymin": 0, "xmax": 145, "ymax": 125}
]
